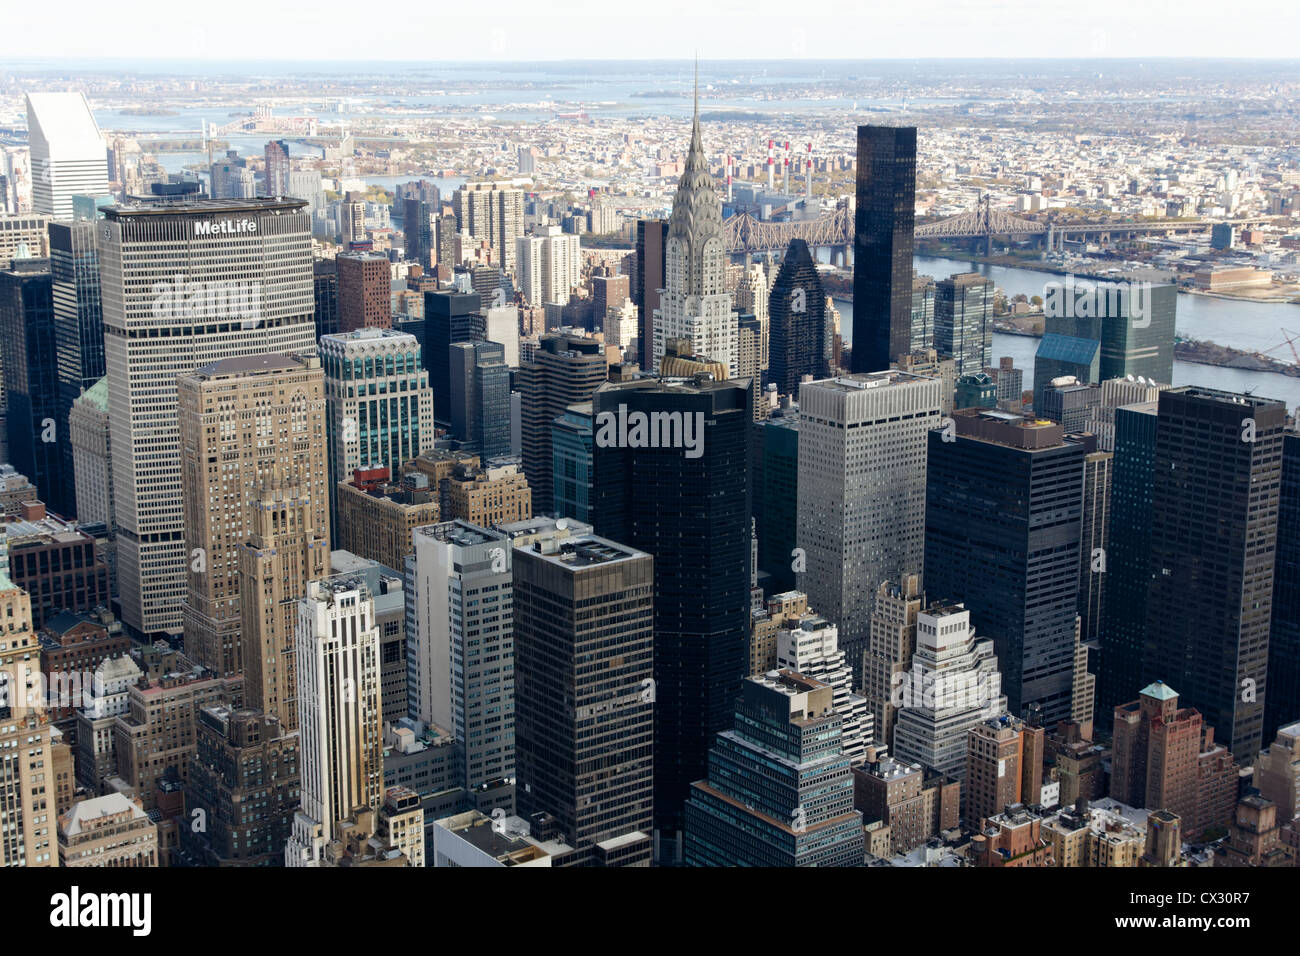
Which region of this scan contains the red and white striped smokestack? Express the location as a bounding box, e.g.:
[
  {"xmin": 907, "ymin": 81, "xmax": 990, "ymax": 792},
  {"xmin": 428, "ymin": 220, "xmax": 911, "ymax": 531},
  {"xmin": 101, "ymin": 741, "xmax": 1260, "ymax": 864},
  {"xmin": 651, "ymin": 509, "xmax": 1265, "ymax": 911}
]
[
  {"xmin": 726, "ymin": 154, "xmax": 733, "ymax": 201},
  {"xmin": 767, "ymin": 139, "xmax": 774, "ymax": 191},
  {"xmin": 806, "ymin": 142, "xmax": 813, "ymax": 198},
  {"xmin": 783, "ymin": 141, "xmax": 790, "ymax": 193}
]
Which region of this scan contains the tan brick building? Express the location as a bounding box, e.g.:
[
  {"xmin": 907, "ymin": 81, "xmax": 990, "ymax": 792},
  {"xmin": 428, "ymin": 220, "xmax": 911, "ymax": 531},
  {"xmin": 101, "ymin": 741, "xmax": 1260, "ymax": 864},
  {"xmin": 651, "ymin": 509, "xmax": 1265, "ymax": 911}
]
[{"xmin": 58, "ymin": 793, "xmax": 159, "ymax": 867}]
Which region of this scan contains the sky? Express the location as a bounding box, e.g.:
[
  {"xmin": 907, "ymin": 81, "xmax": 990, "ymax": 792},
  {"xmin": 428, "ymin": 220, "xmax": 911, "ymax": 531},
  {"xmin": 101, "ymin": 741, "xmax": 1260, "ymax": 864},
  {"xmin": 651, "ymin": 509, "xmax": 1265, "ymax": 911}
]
[{"xmin": 4, "ymin": 0, "xmax": 1299, "ymax": 62}]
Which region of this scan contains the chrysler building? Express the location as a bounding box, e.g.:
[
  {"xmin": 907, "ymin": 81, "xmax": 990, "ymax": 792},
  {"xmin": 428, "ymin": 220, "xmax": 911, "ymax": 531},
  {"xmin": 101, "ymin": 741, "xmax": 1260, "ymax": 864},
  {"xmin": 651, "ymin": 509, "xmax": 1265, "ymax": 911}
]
[{"xmin": 651, "ymin": 70, "xmax": 738, "ymax": 377}]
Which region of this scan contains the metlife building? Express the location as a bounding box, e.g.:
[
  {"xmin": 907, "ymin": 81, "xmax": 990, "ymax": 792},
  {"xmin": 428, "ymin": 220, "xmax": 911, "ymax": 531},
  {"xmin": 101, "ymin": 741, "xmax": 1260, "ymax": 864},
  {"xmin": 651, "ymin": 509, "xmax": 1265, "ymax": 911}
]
[{"xmin": 99, "ymin": 198, "xmax": 318, "ymax": 639}]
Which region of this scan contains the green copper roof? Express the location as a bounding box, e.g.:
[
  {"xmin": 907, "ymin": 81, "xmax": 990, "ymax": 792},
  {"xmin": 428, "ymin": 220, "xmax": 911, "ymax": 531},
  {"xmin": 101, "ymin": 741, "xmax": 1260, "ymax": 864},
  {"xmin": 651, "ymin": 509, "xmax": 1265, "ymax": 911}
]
[
  {"xmin": 1141, "ymin": 680, "xmax": 1179, "ymax": 701},
  {"xmin": 79, "ymin": 376, "xmax": 108, "ymax": 411}
]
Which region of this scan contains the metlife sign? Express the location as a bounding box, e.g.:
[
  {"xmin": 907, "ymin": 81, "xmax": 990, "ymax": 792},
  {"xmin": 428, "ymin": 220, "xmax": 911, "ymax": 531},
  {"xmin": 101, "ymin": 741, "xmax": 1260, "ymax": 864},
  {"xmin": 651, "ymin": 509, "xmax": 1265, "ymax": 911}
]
[{"xmin": 194, "ymin": 218, "xmax": 259, "ymax": 236}]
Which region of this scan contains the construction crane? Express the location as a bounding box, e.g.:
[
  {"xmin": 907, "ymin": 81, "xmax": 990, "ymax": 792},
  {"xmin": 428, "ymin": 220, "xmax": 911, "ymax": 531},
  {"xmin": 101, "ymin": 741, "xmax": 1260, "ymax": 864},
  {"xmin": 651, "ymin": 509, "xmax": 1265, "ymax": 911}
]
[{"xmin": 1260, "ymin": 328, "xmax": 1300, "ymax": 364}]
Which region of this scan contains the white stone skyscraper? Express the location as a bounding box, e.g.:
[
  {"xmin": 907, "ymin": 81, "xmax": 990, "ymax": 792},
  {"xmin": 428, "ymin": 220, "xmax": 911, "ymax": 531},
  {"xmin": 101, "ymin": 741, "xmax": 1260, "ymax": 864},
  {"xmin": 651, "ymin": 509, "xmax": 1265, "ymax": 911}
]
[
  {"xmin": 891, "ymin": 603, "xmax": 1005, "ymax": 780},
  {"xmin": 774, "ymin": 612, "xmax": 875, "ymax": 765},
  {"xmin": 25, "ymin": 92, "xmax": 111, "ymax": 220},
  {"xmin": 100, "ymin": 198, "xmax": 318, "ymax": 639},
  {"xmin": 286, "ymin": 575, "xmax": 384, "ymax": 867},
  {"xmin": 795, "ymin": 371, "xmax": 941, "ymax": 686},
  {"xmin": 651, "ymin": 74, "xmax": 737, "ymax": 376}
]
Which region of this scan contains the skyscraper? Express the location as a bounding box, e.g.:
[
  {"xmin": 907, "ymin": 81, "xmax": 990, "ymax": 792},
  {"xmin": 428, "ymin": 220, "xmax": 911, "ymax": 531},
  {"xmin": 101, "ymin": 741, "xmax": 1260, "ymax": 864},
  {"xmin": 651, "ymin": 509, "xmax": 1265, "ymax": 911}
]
[
  {"xmin": 240, "ymin": 472, "xmax": 331, "ymax": 731},
  {"xmin": 934, "ymin": 273, "xmax": 993, "ymax": 377},
  {"xmin": 50, "ymin": 220, "xmax": 104, "ymax": 518},
  {"xmin": 452, "ymin": 182, "xmax": 524, "ymax": 276},
  {"xmin": 403, "ymin": 198, "xmax": 435, "ymax": 268},
  {"xmin": 773, "ymin": 612, "xmax": 873, "ymax": 763},
  {"xmin": 863, "ymin": 574, "xmax": 925, "ymax": 752},
  {"xmin": 852, "ymin": 125, "xmax": 917, "ymax": 373},
  {"xmin": 767, "ymin": 238, "xmax": 828, "ymax": 396},
  {"xmin": 684, "ymin": 671, "xmax": 864, "ymax": 866},
  {"xmin": 515, "ymin": 227, "xmax": 581, "ymax": 307},
  {"xmin": 519, "ymin": 332, "xmax": 608, "ymax": 512},
  {"xmin": 0, "ymin": 561, "xmax": 57, "ymax": 866},
  {"xmin": 591, "ymin": 375, "xmax": 750, "ymax": 854},
  {"xmin": 286, "ymin": 575, "xmax": 384, "ymax": 867},
  {"xmin": 1078, "ymin": 444, "xmax": 1112, "ymax": 647},
  {"xmin": 179, "ymin": 354, "xmax": 329, "ymax": 680},
  {"xmin": 1267, "ymin": 431, "xmax": 1300, "ymax": 741},
  {"xmin": 0, "ymin": 258, "xmax": 71, "ymax": 515},
  {"xmin": 634, "ymin": 219, "xmax": 667, "ymax": 367},
  {"xmin": 423, "ymin": 289, "xmax": 481, "ymax": 427},
  {"xmin": 651, "ymin": 83, "xmax": 737, "ymax": 376},
  {"xmin": 263, "ymin": 140, "xmax": 291, "ymax": 197},
  {"xmin": 448, "ymin": 340, "xmax": 511, "ymax": 459},
  {"xmin": 796, "ymin": 371, "xmax": 941, "ymax": 685},
  {"xmin": 1143, "ymin": 387, "xmax": 1285, "ymax": 760},
  {"xmin": 513, "ymin": 529, "xmax": 654, "ymax": 866},
  {"xmin": 26, "ymin": 92, "xmax": 110, "ymax": 220},
  {"xmin": 320, "ymin": 327, "xmax": 434, "ymax": 525},
  {"xmin": 925, "ymin": 408, "xmax": 1085, "ymax": 725},
  {"xmin": 409, "ymin": 521, "xmax": 514, "ymax": 810},
  {"xmin": 891, "ymin": 602, "xmax": 1006, "ymax": 780},
  {"xmin": 100, "ymin": 197, "xmax": 317, "ymax": 640},
  {"xmin": 1033, "ymin": 279, "xmax": 1176, "ymax": 402},
  {"xmin": 336, "ymin": 251, "xmax": 392, "ymax": 333},
  {"xmin": 551, "ymin": 403, "xmax": 594, "ymax": 522},
  {"xmin": 1097, "ymin": 401, "xmax": 1158, "ymax": 724}
]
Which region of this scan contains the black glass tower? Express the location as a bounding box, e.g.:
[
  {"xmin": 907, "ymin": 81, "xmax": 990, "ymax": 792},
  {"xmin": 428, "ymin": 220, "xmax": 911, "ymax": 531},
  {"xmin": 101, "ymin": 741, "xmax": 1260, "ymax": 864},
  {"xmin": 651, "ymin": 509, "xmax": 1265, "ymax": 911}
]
[
  {"xmin": 1143, "ymin": 387, "xmax": 1285, "ymax": 761},
  {"xmin": 591, "ymin": 375, "xmax": 750, "ymax": 855},
  {"xmin": 1267, "ymin": 430, "xmax": 1300, "ymax": 742},
  {"xmin": 0, "ymin": 258, "xmax": 70, "ymax": 515},
  {"xmin": 852, "ymin": 125, "xmax": 916, "ymax": 374},
  {"xmin": 768, "ymin": 238, "xmax": 828, "ymax": 396},
  {"xmin": 50, "ymin": 220, "xmax": 104, "ymax": 517},
  {"xmin": 925, "ymin": 409, "xmax": 1085, "ymax": 725},
  {"xmin": 424, "ymin": 289, "xmax": 482, "ymax": 428},
  {"xmin": 634, "ymin": 219, "xmax": 667, "ymax": 368},
  {"xmin": 1097, "ymin": 401, "xmax": 1159, "ymax": 724}
]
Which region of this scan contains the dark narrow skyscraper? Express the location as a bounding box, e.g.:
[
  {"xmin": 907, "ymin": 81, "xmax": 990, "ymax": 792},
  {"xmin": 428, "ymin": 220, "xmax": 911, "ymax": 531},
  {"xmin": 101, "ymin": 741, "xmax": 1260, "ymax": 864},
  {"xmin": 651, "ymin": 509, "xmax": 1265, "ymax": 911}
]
[
  {"xmin": 513, "ymin": 528, "xmax": 655, "ymax": 867},
  {"xmin": 925, "ymin": 408, "xmax": 1085, "ymax": 725},
  {"xmin": 424, "ymin": 289, "xmax": 482, "ymax": 428},
  {"xmin": 1098, "ymin": 401, "xmax": 1158, "ymax": 724},
  {"xmin": 50, "ymin": 220, "xmax": 103, "ymax": 517},
  {"xmin": 591, "ymin": 375, "xmax": 750, "ymax": 860},
  {"xmin": 1144, "ymin": 387, "xmax": 1285, "ymax": 760},
  {"xmin": 448, "ymin": 340, "xmax": 511, "ymax": 459},
  {"xmin": 768, "ymin": 238, "xmax": 828, "ymax": 396},
  {"xmin": 634, "ymin": 219, "xmax": 668, "ymax": 368},
  {"xmin": 0, "ymin": 258, "xmax": 71, "ymax": 515},
  {"xmin": 1267, "ymin": 430, "xmax": 1300, "ymax": 741},
  {"xmin": 851, "ymin": 125, "xmax": 916, "ymax": 374}
]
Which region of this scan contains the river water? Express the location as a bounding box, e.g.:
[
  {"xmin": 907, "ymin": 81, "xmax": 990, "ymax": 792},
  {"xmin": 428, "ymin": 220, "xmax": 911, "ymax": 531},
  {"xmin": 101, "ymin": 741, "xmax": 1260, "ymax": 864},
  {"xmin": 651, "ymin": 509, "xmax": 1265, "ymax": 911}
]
[{"xmin": 832, "ymin": 255, "xmax": 1300, "ymax": 412}]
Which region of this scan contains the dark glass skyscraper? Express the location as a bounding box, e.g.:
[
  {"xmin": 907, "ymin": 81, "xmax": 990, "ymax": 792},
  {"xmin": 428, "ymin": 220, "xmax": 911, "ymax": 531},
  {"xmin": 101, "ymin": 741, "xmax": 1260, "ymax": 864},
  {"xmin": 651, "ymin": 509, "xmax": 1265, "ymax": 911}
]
[
  {"xmin": 768, "ymin": 238, "xmax": 828, "ymax": 395},
  {"xmin": 448, "ymin": 340, "xmax": 511, "ymax": 460},
  {"xmin": 1143, "ymin": 387, "xmax": 1285, "ymax": 760},
  {"xmin": 1097, "ymin": 400, "xmax": 1158, "ymax": 723},
  {"xmin": 0, "ymin": 258, "xmax": 70, "ymax": 515},
  {"xmin": 591, "ymin": 375, "xmax": 750, "ymax": 856},
  {"xmin": 1266, "ymin": 430, "xmax": 1300, "ymax": 741},
  {"xmin": 1033, "ymin": 280, "xmax": 1176, "ymax": 399},
  {"xmin": 424, "ymin": 289, "xmax": 482, "ymax": 428},
  {"xmin": 50, "ymin": 220, "xmax": 104, "ymax": 517},
  {"xmin": 852, "ymin": 125, "xmax": 916, "ymax": 374},
  {"xmin": 925, "ymin": 408, "xmax": 1085, "ymax": 725},
  {"xmin": 754, "ymin": 414, "xmax": 799, "ymax": 593},
  {"xmin": 634, "ymin": 219, "xmax": 667, "ymax": 368},
  {"xmin": 513, "ymin": 530, "xmax": 655, "ymax": 867}
]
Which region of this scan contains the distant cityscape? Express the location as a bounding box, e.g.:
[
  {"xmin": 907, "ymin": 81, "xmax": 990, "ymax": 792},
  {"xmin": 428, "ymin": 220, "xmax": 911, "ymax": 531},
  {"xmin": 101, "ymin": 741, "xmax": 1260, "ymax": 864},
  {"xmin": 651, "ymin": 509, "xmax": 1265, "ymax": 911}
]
[{"xmin": 2, "ymin": 54, "xmax": 1300, "ymax": 873}]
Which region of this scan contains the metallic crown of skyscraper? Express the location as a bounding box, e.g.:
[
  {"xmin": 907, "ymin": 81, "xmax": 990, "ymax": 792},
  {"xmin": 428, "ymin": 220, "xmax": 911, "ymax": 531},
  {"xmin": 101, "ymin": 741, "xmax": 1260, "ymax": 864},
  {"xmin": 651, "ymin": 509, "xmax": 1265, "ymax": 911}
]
[{"xmin": 667, "ymin": 61, "xmax": 724, "ymax": 255}]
